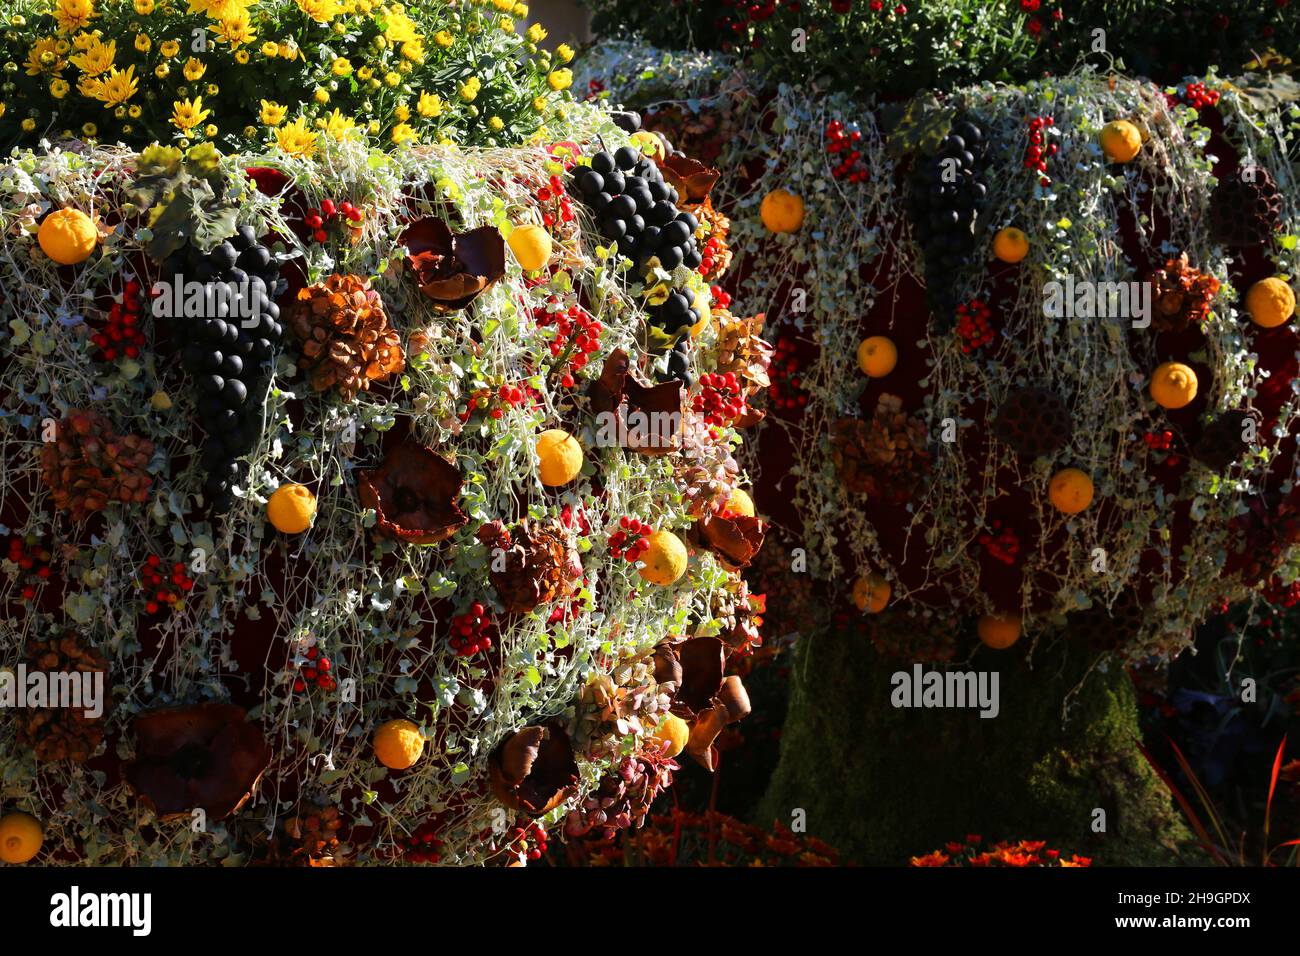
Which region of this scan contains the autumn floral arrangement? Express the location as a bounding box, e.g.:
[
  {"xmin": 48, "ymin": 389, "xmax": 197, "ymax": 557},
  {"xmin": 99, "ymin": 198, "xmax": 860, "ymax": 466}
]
[
  {"xmin": 0, "ymin": 0, "xmax": 576, "ymax": 153},
  {"xmin": 582, "ymin": 40, "xmax": 1300, "ymax": 667},
  {"xmin": 0, "ymin": 22, "xmax": 771, "ymax": 864},
  {"xmin": 910, "ymin": 834, "xmax": 1091, "ymax": 867}
]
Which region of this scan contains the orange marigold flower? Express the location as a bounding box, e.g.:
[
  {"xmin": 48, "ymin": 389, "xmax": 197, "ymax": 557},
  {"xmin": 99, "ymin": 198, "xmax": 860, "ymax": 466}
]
[{"xmin": 909, "ymin": 851, "xmax": 950, "ymax": 867}]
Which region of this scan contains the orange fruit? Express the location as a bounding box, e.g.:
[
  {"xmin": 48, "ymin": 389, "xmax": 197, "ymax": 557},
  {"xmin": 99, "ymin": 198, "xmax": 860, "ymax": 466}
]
[
  {"xmin": 1099, "ymin": 120, "xmax": 1142, "ymax": 163},
  {"xmin": 992, "ymin": 227, "xmax": 1029, "ymax": 264},
  {"xmin": 629, "ymin": 130, "xmax": 666, "ymax": 160},
  {"xmin": 266, "ymin": 483, "xmax": 317, "ymax": 534},
  {"xmin": 1245, "ymin": 277, "xmax": 1295, "ymax": 329},
  {"xmin": 536, "ymin": 428, "xmax": 583, "ymax": 486},
  {"xmin": 38, "ymin": 208, "xmax": 98, "ymax": 265},
  {"xmin": 1149, "ymin": 362, "xmax": 1198, "ymax": 409},
  {"xmin": 978, "ymin": 614, "xmax": 1021, "ymax": 649},
  {"xmin": 373, "ymin": 718, "xmax": 425, "ymax": 770},
  {"xmin": 508, "ymin": 223, "xmax": 552, "ymax": 272},
  {"xmin": 857, "ymin": 336, "xmax": 898, "ymax": 378},
  {"xmin": 852, "ymin": 573, "xmax": 890, "ymax": 614},
  {"xmin": 0, "ymin": 811, "xmax": 43, "ymax": 864},
  {"xmin": 726, "ymin": 488, "xmax": 755, "ymax": 517},
  {"xmin": 1048, "ymin": 468, "xmax": 1094, "ymax": 514},
  {"xmin": 647, "ymin": 712, "xmax": 689, "ymax": 758},
  {"xmin": 760, "ymin": 188, "xmax": 804, "ymax": 234},
  {"xmin": 638, "ymin": 530, "xmax": 687, "ymax": 586}
]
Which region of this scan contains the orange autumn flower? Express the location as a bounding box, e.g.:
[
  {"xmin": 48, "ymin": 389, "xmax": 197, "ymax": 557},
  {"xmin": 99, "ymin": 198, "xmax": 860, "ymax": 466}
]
[{"xmin": 909, "ymin": 851, "xmax": 950, "ymax": 867}]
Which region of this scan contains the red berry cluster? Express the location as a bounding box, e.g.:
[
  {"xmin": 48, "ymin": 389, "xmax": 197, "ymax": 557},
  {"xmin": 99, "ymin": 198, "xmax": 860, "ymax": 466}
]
[
  {"xmin": 535, "ymin": 300, "xmax": 602, "ymax": 389},
  {"xmin": 1141, "ymin": 429, "xmax": 1180, "ymax": 466},
  {"xmin": 608, "ymin": 516, "xmax": 652, "ymax": 561},
  {"xmin": 7, "ymin": 535, "xmax": 52, "ymax": 601},
  {"xmin": 692, "ymin": 371, "xmax": 746, "ymax": 427},
  {"xmin": 460, "ymin": 382, "xmax": 536, "ymax": 423},
  {"xmin": 978, "ymin": 520, "xmax": 1021, "ymax": 566},
  {"xmin": 768, "ymin": 336, "xmax": 807, "ymax": 413},
  {"xmin": 137, "ymin": 554, "xmax": 195, "ymax": 614},
  {"xmin": 584, "ymin": 78, "xmax": 604, "ymax": 101},
  {"xmin": 955, "ymin": 298, "xmax": 994, "ymax": 352},
  {"xmin": 401, "ymin": 821, "xmax": 444, "ymax": 864},
  {"xmin": 303, "ymin": 198, "xmax": 363, "ymax": 244},
  {"xmin": 93, "ymin": 278, "xmax": 146, "ymax": 362},
  {"xmin": 826, "ymin": 120, "xmax": 869, "ymax": 183},
  {"xmin": 1178, "ymin": 81, "xmax": 1220, "ymax": 110},
  {"xmin": 711, "ymin": 285, "xmax": 732, "ymax": 310},
  {"xmin": 449, "ymin": 603, "xmax": 494, "ymax": 657},
  {"xmin": 534, "ymin": 174, "xmax": 575, "ymax": 229},
  {"xmin": 699, "ymin": 230, "xmax": 725, "ymax": 277},
  {"xmin": 1262, "ymin": 576, "xmax": 1300, "ymax": 610},
  {"xmin": 1023, "ymin": 115, "xmax": 1058, "ymax": 187},
  {"xmin": 293, "ymin": 645, "xmax": 336, "ymax": 693},
  {"xmin": 503, "ymin": 821, "xmax": 548, "ymax": 862}
]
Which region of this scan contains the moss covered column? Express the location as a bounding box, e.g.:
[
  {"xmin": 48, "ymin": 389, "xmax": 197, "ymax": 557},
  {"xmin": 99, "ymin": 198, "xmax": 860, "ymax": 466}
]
[{"xmin": 757, "ymin": 622, "xmax": 1194, "ymax": 865}]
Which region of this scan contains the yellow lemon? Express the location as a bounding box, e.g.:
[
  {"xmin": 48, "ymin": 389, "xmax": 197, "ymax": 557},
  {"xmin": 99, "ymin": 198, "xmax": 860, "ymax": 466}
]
[
  {"xmin": 266, "ymin": 483, "xmax": 317, "ymax": 534},
  {"xmin": 38, "ymin": 208, "xmax": 98, "ymax": 265},
  {"xmin": 726, "ymin": 488, "xmax": 755, "ymax": 517},
  {"xmin": 638, "ymin": 530, "xmax": 687, "ymax": 586},
  {"xmin": 1048, "ymin": 468, "xmax": 1094, "ymax": 514},
  {"xmin": 978, "ymin": 614, "xmax": 1021, "ymax": 649},
  {"xmin": 647, "ymin": 712, "xmax": 689, "ymax": 758},
  {"xmin": 373, "ymin": 718, "xmax": 425, "ymax": 770},
  {"xmin": 857, "ymin": 336, "xmax": 898, "ymax": 378},
  {"xmin": 992, "ymin": 227, "xmax": 1029, "ymax": 264},
  {"xmin": 852, "ymin": 573, "xmax": 890, "ymax": 614},
  {"xmin": 1245, "ymin": 277, "xmax": 1295, "ymax": 329},
  {"xmin": 536, "ymin": 428, "xmax": 583, "ymax": 486},
  {"xmin": 508, "ymin": 223, "xmax": 553, "ymax": 272},
  {"xmin": 760, "ymin": 188, "xmax": 804, "ymax": 234},
  {"xmin": 630, "ymin": 130, "xmax": 665, "ymax": 160},
  {"xmin": 0, "ymin": 811, "xmax": 43, "ymax": 864},
  {"xmin": 1149, "ymin": 362, "xmax": 1198, "ymax": 409},
  {"xmin": 1099, "ymin": 120, "xmax": 1142, "ymax": 163}
]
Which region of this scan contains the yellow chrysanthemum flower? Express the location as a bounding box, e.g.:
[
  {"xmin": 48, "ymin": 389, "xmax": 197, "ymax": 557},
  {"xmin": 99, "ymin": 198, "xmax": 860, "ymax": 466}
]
[
  {"xmin": 209, "ymin": 11, "xmax": 256, "ymax": 48},
  {"xmin": 384, "ymin": 10, "xmax": 420, "ymax": 44},
  {"xmin": 134, "ymin": 33, "xmax": 150, "ymax": 52},
  {"xmin": 556, "ymin": 43, "xmax": 574, "ymax": 64},
  {"xmin": 383, "ymin": 71, "xmax": 400, "ymax": 88},
  {"xmin": 295, "ymin": 0, "xmax": 339, "ymax": 23},
  {"xmin": 50, "ymin": 78, "xmax": 70, "ymax": 99},
  {"xmin": 170, "ymin": 95, "xmax": 212, "ymax": 131},
  {"xmin": 54, "ymin": 0, "xmax": 97, "ymax": 36},
  {"xmin": 488, "ymin": 115, "xmax": 504, "ymax": 132},
  {"xmin": 183, "ymin": 57, "xmax": 206, "ymax": 81},
  {"xmin": 82, "ymin": 121, "xmax": 97, "ymax": 136},
  {"xmin": 356, "ymin": 66, "xmax": 373, "ymax": 81},
  {"xmin": 259, "ymin": 99, "xmax": 287, "ymax": 125},
  {"xmin": 128, "ymin": 104, "xmax": 142, "ymax": 118},
  {"xmin": 323, "ymin": 108, "xmax": 356, "ymax": 140},
  {"xmin": 313, "ymin": 87, "xmax": 330, "ymax": 104},
  {"xmin": 95, "ymin": 64, "xmax": 139, "ymax": 107},
  {"xmin": 417, "ymin": 91, "xmax": 442, "ymax": 118},
  {"xmin": 394, "ymin": 103, "xmax": 410, "ymax": 121},
  {"xmin": 401, "ymin": 39, "xmax": 424, "ymax": 62},
  {"xmin": 458, "ymin": 77, "xmax": 480, "ymax": 102},
  {"xmin": 78, "ymin": 74, "xmax": 104, "ymax": 98},
  {"xmin": 434, "ymin": 30, "xmax": 453, "ymax": 48},
  {"xmin": 277, "ymin": 41, "xmax": 298, "ymax": 60},
  {"xmin": 260, "ymin": 41, "xmax": 278, "ymax": 57},
  {"xmin": 160, "ymin": 39, "xmax": 180, "ymax": 58},
  {"xmin": 274, "ymin": 116, "xmax": 318, "ymax": 159},
  {"xmin": 25, "ymin": 38, "xmax": 66, "ymax": 77},
  {"xmin": 391, "ymin": 122, "xmax": 417, "ymax": 146},
  {"xmin": 547, "ymin": 68, "xmax": 572, "ymax": 92},
  {"xmin": 134, "ymin": 0, "xmax": 155, "ymax": 13},
  {"xmin": 330, "ymin": 57, "xmax": 352, "ymax": 76},
  {"xmin": 514, "ymin": 3, "xmax": 529, "ymax": 17},
  {"xmin": 498, "ymin": 16, "xmax": 514, "ymax": 33},
  {"xmin": 22, "ymin": 119, "xmax": 38, "ymax": 132},
  {"xmin": 531, "ymin": 94, "xmax": 547, "ymax": 112},
  {"xmin": 526, "ymin": 23, "xmax": 546, "ymax": 44},
  {"xmin": 154, "ymin": 63, "xmax": 169, "ymax": 78}
]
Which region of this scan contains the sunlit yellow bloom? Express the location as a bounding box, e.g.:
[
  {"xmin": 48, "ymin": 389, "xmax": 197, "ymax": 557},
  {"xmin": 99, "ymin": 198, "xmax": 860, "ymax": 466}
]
[
  {"xmin": 556, "ymin": 43, "xmax": 574, "ymax": 64},
  {"xmin": 458, "ymin": 77, "xmax": 480, "ymax": 102},
  {"xmin": 25, "ymin": 38, "xmax": 66, "ymax": 77},
  {"xmin": 384, "ymin": 11, "xmax": 420, "ymax": 44},
  {"xmin": 114, "ymin": 105, "xmax": 127, "ymax": 118},
  {"xmin": 526, "ymin": 23, "xmax": 547, "ymax": 44},
  {"xmin": 498, "ymin": 16, "xmax": 514, "ymax": 33},
  {"xmin": 22, "ymin": 118, "xmax": 37, "ymax": 132},
  {"xmin": 128, "ymin": 104, "xmax": 142, "ymax": 118},
  {"xmin": 274, "ymin": 116, "xmax": 318, "ymax": 159},
  {"xmin": 206, "ymin": 83, "xmax": 219, "ymax": 95},
  {"xmin": 82, "ymin": 122, "xmax": 97, "ymax": 136},
  {"xmin": 401, "ymin": 39, "xmax": 424, "ymax": 62},
  {"xmin": 531, "ymin": 94, "xmax": 547, "ymax": 112},
  {"xmin": 356, "ymin": 66, "xmax": 373, "ymax": 81},
  {"xmin": 259, "ymin": 100, "xmax": 287, "ymax": 125},
  {"xmin": 331, "ymin": 56, "xmax": 352, "ymax": 76},
  {"xmin": 391, "ymin": 122, "xmax": 417, "ymax": 145},
  {"xmin": 277, "ymin": 41, "xmax": 298, "ymax": 59},
  {"xmin": 183, "ymin": 57, "xmax": 206, "ymax": 80},
  {"xmin": 154, "ymin": 63, "xmax": 169, "ymax": 78},
  {"xmin": 358, "ymin": 0, "xmax": 372, "ymax": 11},
  {"xmin": 513, "ymin": 2, "xmax": 528, "ymax": 14},
  {"xmin": 295, "ymin": 0, "xmax": 339, "ymax": 22},
  {"xmin": 390, "ymin": 103, "xmax": 408, "ymax": 123},
  {"xmin": 491, "ymin": 0, "xmax": 512, "ymax": 10},
  {"xmin": 204, "ymin": 123, "xmax": 218, "ymax": 137},
  {"xmin": 209, "ymin": 11, "xmax": 256, "ymax": 48},
  {"xmin": 547, "ymin": 69, "xmax": 572, "ymax": 92},
  {"xmin": 323, "ymin": 108, "xmax": 356, "ymax": 140},
  {"xmin": 94, "ymin": 64, "xmax": 139, "ymax": 107},
  {"xmin": 160, "ymin": 39, "xmax": 180, "ymax": 58},
  {"xmin": 188, "ymin": 0, "xmax": 254, "ymax": 17},
  {"xmin": 260, "ymin": 41, "xmax": 278, "ymax": 57},
  {"xmin": 50, "ymin": 78, "xmax": 70, "ymax": 99},
  {"xmin": 132, "ymin": 33, "xmax": 150, "ymax": 52},
  {"xmin": 235, "ymin": 50, "xmax": 249, "ymax": 63},
  {"xmin": 383, "ymin": 71, "xmax": 400, "ymax": 88},
  {"xmin": 488, "ymin": 115, "xmax": 504, "ymax": 132},
  {"xmin": 434, "ymin": 30, "xmax": 453, "ymax": 48},
  {"xmin": 54, "ymin": 0, "xmax": 97, "ymax": 35},
  {"xmin": 397, "ymin": 58, "xmax": 412, "ymax": 74},
  {"xmin": 417, "ymin": 91, "xmax": 442, "ymax": 117},
  {"xmin": 134, "ymin": 0, "xmax": 155, "ymax": 13},
  {"xmin": 313, "ymin": 88, "xmax": 329, "ymax": 104},
  {"xmin": 77, "ymin": 74, "xmax": 104, "ymax": 98},
  {"xmin": 170, "ymin": 96, "xmax": 211, "ymax": 131}
]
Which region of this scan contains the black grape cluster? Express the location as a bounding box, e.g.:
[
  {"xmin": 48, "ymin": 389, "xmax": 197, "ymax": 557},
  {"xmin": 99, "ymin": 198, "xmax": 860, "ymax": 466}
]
[
  {"xmin": 161, "ymin": 224, "xmax": 285, "ymax": 513},
  {"xmin": 905, "ymin": 116, "xmax": 990, "ymax": 319}
]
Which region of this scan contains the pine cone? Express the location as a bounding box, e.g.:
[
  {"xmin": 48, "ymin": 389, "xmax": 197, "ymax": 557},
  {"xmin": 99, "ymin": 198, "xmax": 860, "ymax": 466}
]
[
  {"xmin": 994, "ymin": 388, "xmax": 1072, "ymax": 459},
  {"xmin": 1210, "ymin": 166, "xmax": 1281, "ymax": 248},
  {"xmin": 830, "ymin": 394, "xmax": 930, "ymax": 502},
  {"xmin": 16, "ymin": 631, "xmax": 109, "ymax": 763},
  {"xmin": 40, "ymin": 410, "xmax": 154, "ymax": 521},
  {"xmin": 282, "ymin": 805, "xmax": 345, "ymax": 866},
  {"xmin": 291, "ymin": 274, "xmax": 405, "ymax": 400},
  {"xmin": 1193, "ymin": 410, "xmax": 1256, "ymax": 471},
  {"xmin": 476, "ymin": 518, "xmax": 582, "ymax": 614},
  {"xmin": 1146, "ymin": 253, "xmax": 1220, "ymax": 333}
]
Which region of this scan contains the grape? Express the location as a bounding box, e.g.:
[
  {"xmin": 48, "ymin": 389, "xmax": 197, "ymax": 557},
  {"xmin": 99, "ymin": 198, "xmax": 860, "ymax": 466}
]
[
  {"xmin": 614, "ymin": 146, "xmax": 640, "ymax": 171},
  {"xmin": 591, "ymin": 151, "xmax": 615, "ymax": 174},
  {"xmin": 611, "ymin": 111, "xmax": 641, "ymax": 134}
]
